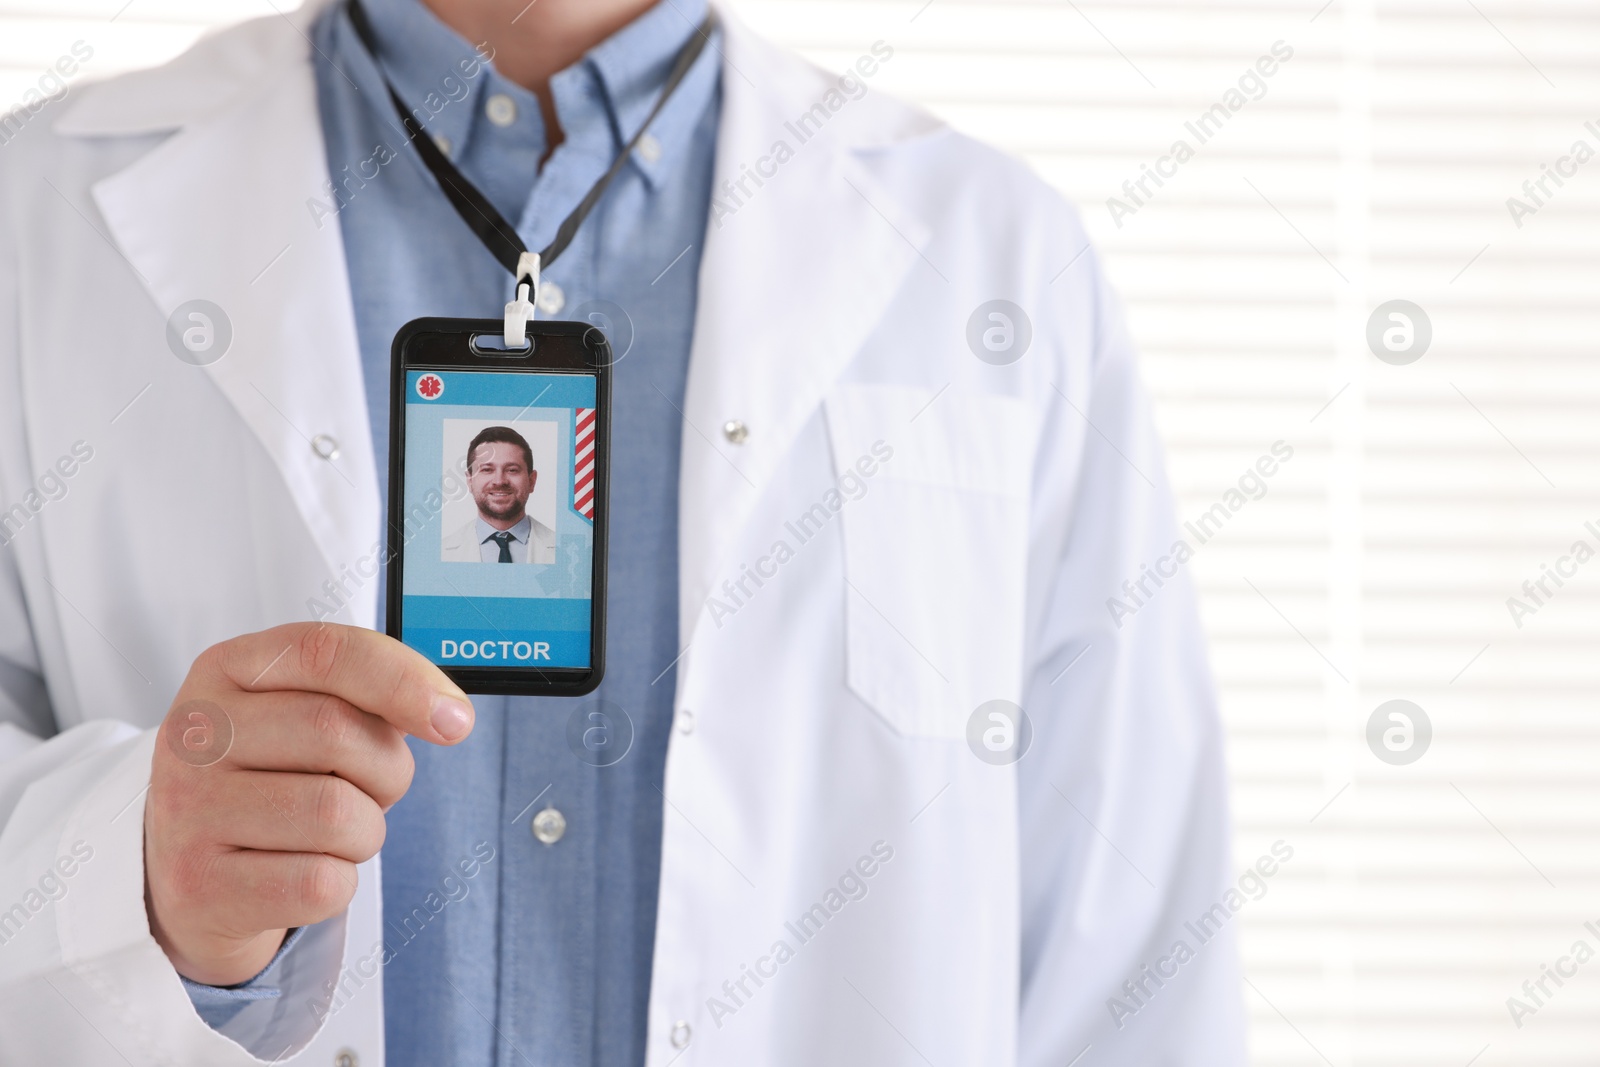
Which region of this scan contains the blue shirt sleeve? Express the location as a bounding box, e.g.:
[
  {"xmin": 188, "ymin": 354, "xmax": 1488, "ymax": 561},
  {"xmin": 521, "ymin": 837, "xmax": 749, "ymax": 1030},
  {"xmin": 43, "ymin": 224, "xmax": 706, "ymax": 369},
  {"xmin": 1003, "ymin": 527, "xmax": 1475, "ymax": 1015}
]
[{"xmin": 180, "ymin": 926, "xmax": 308, "ymax": 1030}]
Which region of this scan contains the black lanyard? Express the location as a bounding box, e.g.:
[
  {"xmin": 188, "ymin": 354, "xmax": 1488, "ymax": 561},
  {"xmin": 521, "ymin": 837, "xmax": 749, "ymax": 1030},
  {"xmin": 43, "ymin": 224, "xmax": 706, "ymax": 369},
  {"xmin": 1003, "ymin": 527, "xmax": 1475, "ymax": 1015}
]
[{"xmin": 345, "ymin": 0, "xmax": 717, "ymax": 300}]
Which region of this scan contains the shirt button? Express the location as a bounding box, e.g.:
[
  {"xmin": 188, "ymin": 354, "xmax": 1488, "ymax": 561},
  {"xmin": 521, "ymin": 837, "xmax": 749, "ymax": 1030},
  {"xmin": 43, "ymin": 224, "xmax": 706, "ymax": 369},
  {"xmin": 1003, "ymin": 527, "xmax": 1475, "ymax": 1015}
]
[
  {"xmin": 537, "ymin": 281, "xmax": 566, "ymax": 315},
  {"xmin": 722, "ymin": 419, "xmax": 748, "ymax": 444},
  {"xmin": 531, "ymin": 807, "xmax": 566, "ymax": 845},
  {"xmin": 676, "ymin": 709, "xmax": 695, "ymax": 735},
  {"xmin": 311, "ymin": 434, "xmax": 340, "ymax": 460},
  {"xmin": 432, "ymin": 133, "xmax": 452, "ymax": 158},
  {"xmin": 670, "ymin": 1021, "xmax": 691, "ymax": 1049},
  {"xmin": 485, "ymin": 93, "xmax": 517, "ymax": 127},
  {"xmin": 636, "ymin": 133, "xmax": 663, "ymax": 164}
]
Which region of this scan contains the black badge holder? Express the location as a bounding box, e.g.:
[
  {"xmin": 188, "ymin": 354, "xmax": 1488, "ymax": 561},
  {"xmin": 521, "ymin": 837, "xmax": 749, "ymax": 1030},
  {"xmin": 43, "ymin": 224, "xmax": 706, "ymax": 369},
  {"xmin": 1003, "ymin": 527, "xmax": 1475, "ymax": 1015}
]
[{"xmin": 385, "ymin": 312, "xmax": 612, "ymax": 695}]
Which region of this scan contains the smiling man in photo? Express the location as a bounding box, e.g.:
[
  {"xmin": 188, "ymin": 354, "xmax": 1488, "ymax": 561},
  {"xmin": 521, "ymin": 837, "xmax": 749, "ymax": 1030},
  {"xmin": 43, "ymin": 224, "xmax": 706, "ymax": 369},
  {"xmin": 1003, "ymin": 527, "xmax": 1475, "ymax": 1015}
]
[{"xmin": 441, "ymin": 424, "xmax": 555, "ymax": 563}]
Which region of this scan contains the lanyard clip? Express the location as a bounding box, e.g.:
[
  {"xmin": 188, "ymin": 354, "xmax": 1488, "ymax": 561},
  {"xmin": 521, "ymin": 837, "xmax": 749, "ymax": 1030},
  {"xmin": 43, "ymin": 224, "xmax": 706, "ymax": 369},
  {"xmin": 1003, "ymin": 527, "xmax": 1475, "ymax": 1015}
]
[{"xmin": 503, "ymin": 251, "xmax": 541, "ymax": 347}]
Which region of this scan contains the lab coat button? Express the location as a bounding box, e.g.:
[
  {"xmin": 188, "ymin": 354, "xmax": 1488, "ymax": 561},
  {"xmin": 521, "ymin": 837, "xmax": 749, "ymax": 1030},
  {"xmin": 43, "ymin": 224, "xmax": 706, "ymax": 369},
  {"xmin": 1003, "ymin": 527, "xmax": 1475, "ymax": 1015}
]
[
  {"xmin": 486, "ymin": 94, "xmax": 517, "ymax": 127},
  {"xmin": 537, "ymin": 281, "xmax": 566, "ymax": 315},
  {"xmin": 531, "ymin": 807, "xmax": 566, "ymax": 845},
  {"xmin": 311, "ymin": 434, "xmax": 340, "ymax": 460},
  {"xmin": 636, "ymin": 133, "xmax": 663, "ymax": 164},
  {"xmin": 722, "ymin": 419, "xmax": 748, "ymax": 444},
  {"xmin": 334, "ymin": 1051, "xmax": 358, "ymax": 1067},
  {"xmin": 670, "ymin": 1021, "xmax": 691, "ymax": 1049},
  {"xmin": 676, "ymin": 708, "xmax": 695, "ymax": 735}
]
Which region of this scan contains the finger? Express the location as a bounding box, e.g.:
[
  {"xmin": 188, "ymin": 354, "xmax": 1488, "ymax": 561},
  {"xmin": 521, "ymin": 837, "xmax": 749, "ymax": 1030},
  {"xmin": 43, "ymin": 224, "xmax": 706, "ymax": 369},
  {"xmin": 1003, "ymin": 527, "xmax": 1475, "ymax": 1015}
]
[
  {"xmin": 205, "ymin": 623, "xmax": 474, "ymax": 745},
  {"xmin": 217, "ymin": 692, "xmax": 414, "ymax": 809},
  {"xmin": 170, "ymin": 849, "xmax": 360, "ymax": 936},
  {"xmin": 187, "ymin": 770, "xmax": 387, "ymax": 863}
]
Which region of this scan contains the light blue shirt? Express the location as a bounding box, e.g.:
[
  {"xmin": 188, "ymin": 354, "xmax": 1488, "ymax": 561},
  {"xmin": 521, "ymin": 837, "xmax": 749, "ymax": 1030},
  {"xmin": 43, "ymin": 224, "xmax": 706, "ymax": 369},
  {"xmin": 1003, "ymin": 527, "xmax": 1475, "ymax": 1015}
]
[{"xmin": 186, "ymin": 2, "xmax": 720, "ymax": 1065}]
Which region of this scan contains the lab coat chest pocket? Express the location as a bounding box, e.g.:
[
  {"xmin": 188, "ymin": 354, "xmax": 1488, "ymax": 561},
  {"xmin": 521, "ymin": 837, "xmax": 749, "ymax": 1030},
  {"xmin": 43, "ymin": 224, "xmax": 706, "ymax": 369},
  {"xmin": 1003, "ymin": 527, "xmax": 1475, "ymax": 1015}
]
[{"xmin": 823, "ymin": 384, "xmax": 1032, "ymax": 739}]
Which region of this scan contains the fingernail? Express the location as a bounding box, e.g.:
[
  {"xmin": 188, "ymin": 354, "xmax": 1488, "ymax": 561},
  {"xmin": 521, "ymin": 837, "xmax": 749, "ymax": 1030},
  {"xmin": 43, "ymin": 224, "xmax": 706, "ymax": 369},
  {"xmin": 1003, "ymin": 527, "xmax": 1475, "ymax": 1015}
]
[{"xmin": 431, "ymin": 696, "xmax": 473, "ymax": 741}]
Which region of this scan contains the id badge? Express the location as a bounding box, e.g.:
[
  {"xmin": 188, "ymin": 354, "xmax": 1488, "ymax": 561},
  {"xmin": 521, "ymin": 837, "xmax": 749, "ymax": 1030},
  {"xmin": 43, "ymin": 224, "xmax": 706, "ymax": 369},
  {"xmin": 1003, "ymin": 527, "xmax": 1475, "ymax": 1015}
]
[{"xmin": 384, "ymin": 317, "xmax": 610, "ymax": 695}]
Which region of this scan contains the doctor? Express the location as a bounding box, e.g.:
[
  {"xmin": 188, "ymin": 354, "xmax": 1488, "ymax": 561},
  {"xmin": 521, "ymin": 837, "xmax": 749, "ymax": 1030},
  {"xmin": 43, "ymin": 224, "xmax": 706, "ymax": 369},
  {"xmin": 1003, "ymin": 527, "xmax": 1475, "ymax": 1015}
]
[
  {"xmin": 440, "ymin": 427, "xmax": 557, "ymax": 564},
  {"xmin": 0, "ymin": 0, "xmax": 1245, "ymax": 1065}
]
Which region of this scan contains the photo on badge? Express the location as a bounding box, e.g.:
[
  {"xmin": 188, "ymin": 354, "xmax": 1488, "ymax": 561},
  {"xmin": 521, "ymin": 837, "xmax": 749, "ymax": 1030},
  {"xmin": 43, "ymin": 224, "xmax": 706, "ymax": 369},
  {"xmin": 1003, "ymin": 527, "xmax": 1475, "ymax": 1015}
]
[{"xmin": 440, "ymin": 419, "xmax": 560, "ymax": 565}]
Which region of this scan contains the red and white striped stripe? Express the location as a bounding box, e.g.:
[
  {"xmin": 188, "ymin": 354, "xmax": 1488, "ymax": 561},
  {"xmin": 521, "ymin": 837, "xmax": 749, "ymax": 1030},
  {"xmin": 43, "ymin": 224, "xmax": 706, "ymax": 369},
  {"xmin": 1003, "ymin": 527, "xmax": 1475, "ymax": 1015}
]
[{"xmin": 573, "ymin": 407, "xmax": 596, "ymax": 520}]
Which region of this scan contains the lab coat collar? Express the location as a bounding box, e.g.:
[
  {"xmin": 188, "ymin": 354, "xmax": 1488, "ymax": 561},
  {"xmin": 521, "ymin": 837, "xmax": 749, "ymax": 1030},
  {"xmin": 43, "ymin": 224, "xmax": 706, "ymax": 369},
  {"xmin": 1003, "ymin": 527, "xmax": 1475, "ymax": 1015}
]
[{"xmin": 55, "ymin": 0, "xmax": 338, "ymax": 138}]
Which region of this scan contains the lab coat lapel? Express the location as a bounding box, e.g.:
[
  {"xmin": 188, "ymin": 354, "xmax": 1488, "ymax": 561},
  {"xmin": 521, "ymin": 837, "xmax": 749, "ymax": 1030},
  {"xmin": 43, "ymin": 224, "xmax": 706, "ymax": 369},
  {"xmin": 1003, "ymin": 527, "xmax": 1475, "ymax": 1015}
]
[
  {"xmin": 72, "ymin": 4, "xmax": 379, "ymax": 619},
  {"xmin": 678, "ymin": 15, "xmax": 934, "ymax": 641}
]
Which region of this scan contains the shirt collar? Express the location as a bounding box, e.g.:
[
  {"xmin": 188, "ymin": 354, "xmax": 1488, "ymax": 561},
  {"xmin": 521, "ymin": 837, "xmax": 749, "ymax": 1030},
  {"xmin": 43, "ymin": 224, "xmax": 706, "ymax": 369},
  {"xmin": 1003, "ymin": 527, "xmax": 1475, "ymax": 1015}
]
[
  {"xmin": 348, "ymin": 0, "xmax": 716, "ymax": 190},
  {"xmin": 477, "ymin": 514, "xmax": 532, "ymax": 544},
  {"xmin": 348, "ymin": 0, "xmax": 493, "ymax": 167},
  {"xmin": 576, "ymin": 0, "xmax": 713, "ymax": 187}
]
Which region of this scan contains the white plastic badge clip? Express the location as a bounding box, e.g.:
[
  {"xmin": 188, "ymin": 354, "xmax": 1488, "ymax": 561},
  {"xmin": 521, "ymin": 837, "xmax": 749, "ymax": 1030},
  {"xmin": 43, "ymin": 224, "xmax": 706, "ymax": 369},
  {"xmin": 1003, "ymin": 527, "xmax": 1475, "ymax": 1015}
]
[{"xmin": 503, "ymin": 251, "xmax": 541, "ymax": 347}]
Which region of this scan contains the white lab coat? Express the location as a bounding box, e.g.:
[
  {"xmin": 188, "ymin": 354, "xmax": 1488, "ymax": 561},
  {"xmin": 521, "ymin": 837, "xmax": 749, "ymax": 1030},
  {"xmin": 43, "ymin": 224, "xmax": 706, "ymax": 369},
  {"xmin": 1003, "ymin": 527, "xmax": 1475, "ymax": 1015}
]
[{"xmin": 0, "ymin": 3, "xmax": 1245, "ymax": 1064}]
